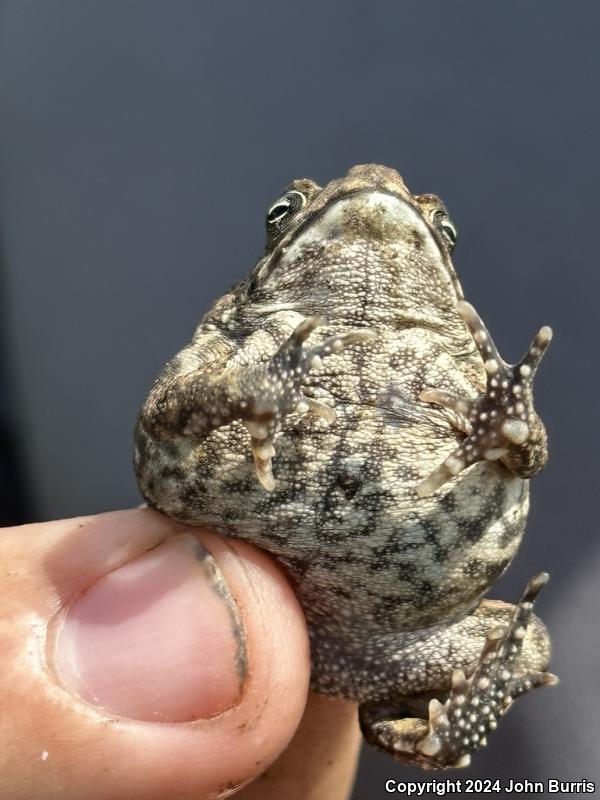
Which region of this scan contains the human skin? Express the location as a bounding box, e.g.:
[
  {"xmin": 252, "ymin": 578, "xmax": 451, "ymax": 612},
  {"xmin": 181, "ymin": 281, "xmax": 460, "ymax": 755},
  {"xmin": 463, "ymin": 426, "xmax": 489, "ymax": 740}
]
[{"xmin": 0, "ymin": 509, "xmax": 361, "ymax": 800}]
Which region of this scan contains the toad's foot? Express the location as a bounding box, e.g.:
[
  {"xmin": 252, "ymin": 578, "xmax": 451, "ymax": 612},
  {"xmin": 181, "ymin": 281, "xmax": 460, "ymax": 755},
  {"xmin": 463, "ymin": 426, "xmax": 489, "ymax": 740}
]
[
  {"xmin": 243, "ymin": 317, "xmax": 374, "ymax": 490},
  {"xmin": 359, "ymin": 573, "xmax": 557, "ymax": 769},
  {"xmin": 417, "ymin": 301, "xmax": 552, "ymax": 497}
]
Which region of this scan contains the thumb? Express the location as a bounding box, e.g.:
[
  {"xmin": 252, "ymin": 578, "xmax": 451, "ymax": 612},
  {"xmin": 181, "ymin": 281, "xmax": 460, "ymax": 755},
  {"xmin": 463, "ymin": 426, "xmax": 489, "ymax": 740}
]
[{"xmin": 1, "ymin": 510, "xmax": 311, "ymax": 800}]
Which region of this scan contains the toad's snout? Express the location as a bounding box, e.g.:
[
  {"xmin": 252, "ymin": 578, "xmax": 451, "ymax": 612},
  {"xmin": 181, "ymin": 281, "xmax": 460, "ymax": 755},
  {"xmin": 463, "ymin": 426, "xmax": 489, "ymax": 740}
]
[{"xmin": 301, "ymin": 191, "xmax": 428, "ymax": 248}]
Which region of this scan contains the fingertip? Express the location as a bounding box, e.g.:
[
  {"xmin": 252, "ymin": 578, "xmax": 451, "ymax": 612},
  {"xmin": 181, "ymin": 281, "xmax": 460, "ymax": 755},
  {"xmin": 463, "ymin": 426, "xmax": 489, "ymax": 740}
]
[{"xmin": 32, "ymin": 512, "xmax": 311, "ymax": 798}]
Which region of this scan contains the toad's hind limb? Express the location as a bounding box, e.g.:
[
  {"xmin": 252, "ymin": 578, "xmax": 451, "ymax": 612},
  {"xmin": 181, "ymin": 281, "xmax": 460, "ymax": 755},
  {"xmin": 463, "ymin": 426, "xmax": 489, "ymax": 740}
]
[
  {"xmin": 417, "ymin": 301, "xmax": 552, "ymax": 497},
  {"xmin": 358, "ymin": 573, "xmax": 557, "ymax": 769},
  {"xmin": 138, "ymin": 316, "xmax": 374, "ymax": 490}
]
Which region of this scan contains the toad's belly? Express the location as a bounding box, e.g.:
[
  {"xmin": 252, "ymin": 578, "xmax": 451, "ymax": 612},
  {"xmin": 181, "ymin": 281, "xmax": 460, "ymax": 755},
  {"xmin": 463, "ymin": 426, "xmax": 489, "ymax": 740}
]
[{"xmin": 135, "ymin": 407, "xmax": 529, "ymax": 634}]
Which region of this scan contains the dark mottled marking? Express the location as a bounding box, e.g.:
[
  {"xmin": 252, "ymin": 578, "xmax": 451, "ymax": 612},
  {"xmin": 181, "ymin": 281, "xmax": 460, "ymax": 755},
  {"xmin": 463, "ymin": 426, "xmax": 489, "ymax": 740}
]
[
  {"xmin": 181, "ymin": 481, "xmax": 208, "ymax": 510},
  {"xmin": 330, "ymin": 585, "xmax": 353, "ymax": 600},
  {"xmin": 490, "ymin": 481, "xmax": 507, "ymax": 513},
  {"xmin": 395, "ymin": 561, "xmax": 417, "ymax": 581},
  {"xmin": 439, "ymin": 492, "xmax": 456, "ymax": 513},
  {"xmin": 224, "ymin": 477, "xmax": 258, "ymax": 497},
  {"xmin": 498, "ymin": 518, "xmax": 524, "ymax": 549},
  {"xmin": 458, "ymin": 513, "xmax": 489, "ymax": 544},
  {"xmin": 159, "ymin": 463, "xmax": 186, "ymax": 482},
  {"xmin": 336, "ymin": 471, "xmax": 362, "ymax": 499},
  {"xmin": 319, "ymin": 551, "xmax": 364, "ymax": 571},
  {"xmin": 315, "ymin": 521, "xmax": 353, "ymax": 544},
  {"xmin": 409, "ymin": 228, "xmax": 424, "ymax": 250},
  {"xmin": 416, "ymin": 515, "xmax": 450, "ymax": 563},
  {"xmin": 412, "ymin": 580, "xmax": 438, "ymax": 610},
  {"xmin": 373, "ymin": 596, "xmax": 402, "ymax": 626},
  {"xmin": 162, "ymin": 439, "xmax": 184, "ymax": 457},
  {"xmin": 279, "ymin": 554, "xmax": 311, "ymax": 580}
]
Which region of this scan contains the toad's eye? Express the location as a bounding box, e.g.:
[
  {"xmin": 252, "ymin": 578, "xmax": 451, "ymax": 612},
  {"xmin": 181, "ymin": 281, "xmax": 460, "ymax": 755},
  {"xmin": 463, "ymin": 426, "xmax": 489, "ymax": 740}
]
[
  {"xmin": 266, "ymin": 190, "xmax": 306, "ymax": 238},
  {"xmin": 433, "ymin": 210, "xmax": 457, "ymax": 252}
]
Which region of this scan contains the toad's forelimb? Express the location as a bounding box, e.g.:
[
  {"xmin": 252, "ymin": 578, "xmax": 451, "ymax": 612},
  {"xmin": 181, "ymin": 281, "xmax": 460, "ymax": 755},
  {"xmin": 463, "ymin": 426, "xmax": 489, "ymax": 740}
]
[
  {"xmin": 417, "ymin": 301, "xmax": 552, "ymax": 497},
  {"xmin": 137, "ymin": 316, "xmax": 374, "ymax": 490}
]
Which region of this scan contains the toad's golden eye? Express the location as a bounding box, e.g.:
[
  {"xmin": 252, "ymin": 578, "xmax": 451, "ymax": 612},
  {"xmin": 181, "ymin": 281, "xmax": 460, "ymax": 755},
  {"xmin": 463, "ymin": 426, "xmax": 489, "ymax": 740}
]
[
  {"xmin": 266, "ymin": 190, "xmax": 306, "ymax": 238},
  {"xmin": 433, "ymin": 210, "xmax": 457, "ymax": 252}
]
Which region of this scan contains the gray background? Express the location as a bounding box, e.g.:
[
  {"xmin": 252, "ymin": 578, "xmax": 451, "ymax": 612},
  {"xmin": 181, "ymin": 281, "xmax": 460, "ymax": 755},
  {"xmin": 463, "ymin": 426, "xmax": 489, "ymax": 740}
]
[{"xmin": 1, "ymin": 1, "xmax": 598, "ymax": 795}]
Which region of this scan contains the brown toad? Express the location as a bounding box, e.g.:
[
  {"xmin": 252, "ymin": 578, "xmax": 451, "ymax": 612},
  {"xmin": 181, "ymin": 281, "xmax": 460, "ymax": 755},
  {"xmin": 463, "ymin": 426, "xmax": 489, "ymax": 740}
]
[{"xmin": 134, "ymin": 164, "xmax": 556, "ymax": 769}]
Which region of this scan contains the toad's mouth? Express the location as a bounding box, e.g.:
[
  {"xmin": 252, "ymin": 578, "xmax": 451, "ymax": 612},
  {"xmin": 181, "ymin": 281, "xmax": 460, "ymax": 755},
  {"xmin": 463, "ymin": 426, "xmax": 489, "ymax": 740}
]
[{"xmin": 275, "ymin": 190, "xmax": 463, "ymax": 302}]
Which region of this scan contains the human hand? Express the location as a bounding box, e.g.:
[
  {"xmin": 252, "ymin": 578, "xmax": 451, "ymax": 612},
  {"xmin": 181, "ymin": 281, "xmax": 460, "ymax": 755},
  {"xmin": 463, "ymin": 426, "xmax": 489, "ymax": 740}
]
[{"xmin": 0, "ymin": 509, "xmax": 361, "ymax": 799}]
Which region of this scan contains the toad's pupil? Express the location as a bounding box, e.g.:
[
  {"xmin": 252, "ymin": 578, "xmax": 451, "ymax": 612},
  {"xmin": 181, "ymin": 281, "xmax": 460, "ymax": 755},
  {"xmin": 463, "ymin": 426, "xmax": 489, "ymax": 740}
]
[
  {"xmin": 441, "ymin": 223, "xmax": 456, "ymax": 243},
  {"xmin": 268, "ymin": 203, "xmax": 291, "ymax": 223}
]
